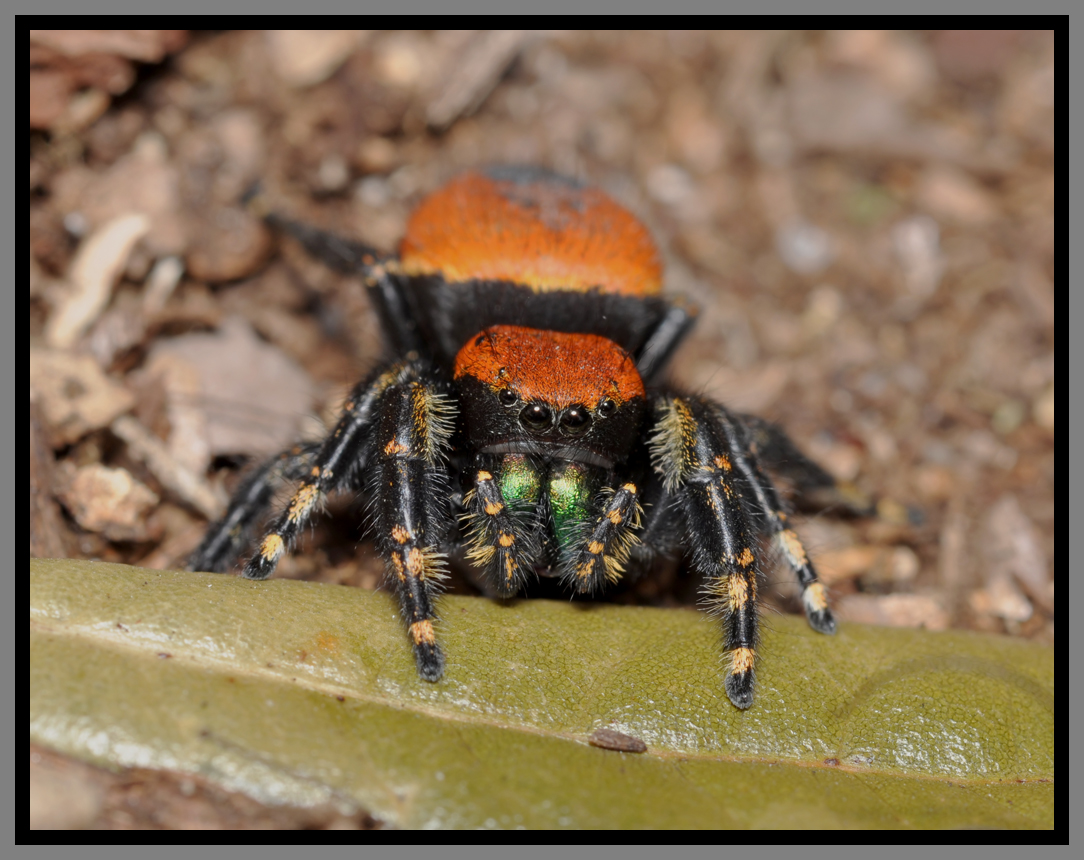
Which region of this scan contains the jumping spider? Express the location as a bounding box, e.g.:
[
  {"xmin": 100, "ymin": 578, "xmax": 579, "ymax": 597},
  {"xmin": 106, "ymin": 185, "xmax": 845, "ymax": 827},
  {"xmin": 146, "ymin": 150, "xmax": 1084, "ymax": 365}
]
[{"xmin": 191, "ymin": 165, "xmax": 855, "ymax": 709}]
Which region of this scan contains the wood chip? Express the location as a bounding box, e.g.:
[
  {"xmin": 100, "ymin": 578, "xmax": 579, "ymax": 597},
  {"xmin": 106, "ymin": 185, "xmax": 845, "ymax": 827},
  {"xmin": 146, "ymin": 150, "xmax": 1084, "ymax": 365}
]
[
  {"xmin": 110, "ymin": 414, "xmax": 225, "ymax": 520},
  {"xmin": 938, "ymin": 497, "xmax": 968, "ymax": 610},
  {"xmin": 971, "ymin": 575, "xmax": 1032, "ymax": 624},
  {"xmin": 835, "ymin": 593, "xmax": 951, "ymax": 630},
  {"xmin": 813, "ymin": 545, "xmax": 881, "ymax": 585},
  {"xmin": 134, "ymin": 350, "xmax": 212, "ymax": 477},
  {"xmin": 30, "ymin": 744, "xmax": 380, "ymax": 831},
  {"xmin": 44, "ymin": 213, "xmax": 149, "ymax": 349},
  {"xmin": 916, "ymin": 165, "xmax": 999, "ymax": 225},
  {"xmin": 30, "ymin": 347, "xmax": 137, "ymax": 447},
  {"xmin": 265, "ymin": 30, "xmax": 367, "ymax": 88},
  {"xmin": 892, "ymin": 215, "xmax": 944, "ymax": 301},
  {"xmin": 135, "ymin": 520, "xmax": 206, "ymax": 572},
  {"xmin": 30, "ymin": 750, "xmax": 105, "ymax": 830},
  {"xmin": 142, "ymin": 255, "xmax": 184, "ymax": 315},
  {"xmin": 143, "ymin": 315, "xmax": 315, "ymax": 460},
  {"xmin": 51, "ymin": 133, "xmax": 187, "ymax": 257},
  {"xmin": 1032, "ymin": 382, "xmax": 1054, "ymax": 431},
  {"xmin": 56, "ymin": 463, "xmax": 159, "ymax": 542},
  {"xmin": 982, "ymin": 494, "xmax": 1051, "ymax": 614},
  {"xmin": 30, "ymin": 401, "xmax": 69, "ymax": 559},
  {"xmin": 29, "ymin": 30, "xmax": 188, "ymax": 64},
  {"xmin": 184, "ymin": 207, "xmax": 271, "ymax": 283},
  {"xmin": 426, "ymin": 30, "xmax": 530, "ymax": 130}
]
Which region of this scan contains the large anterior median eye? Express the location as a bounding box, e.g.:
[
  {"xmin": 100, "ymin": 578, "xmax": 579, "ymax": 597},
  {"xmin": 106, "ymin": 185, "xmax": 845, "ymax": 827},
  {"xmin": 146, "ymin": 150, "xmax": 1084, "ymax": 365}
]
[
  {"xmin": 520, "ymin": 403, "xmax": 553, "ymax": 430},
  {"xmin": 559, "ymin": 405, "xmax": 591, "ymax": 435}
]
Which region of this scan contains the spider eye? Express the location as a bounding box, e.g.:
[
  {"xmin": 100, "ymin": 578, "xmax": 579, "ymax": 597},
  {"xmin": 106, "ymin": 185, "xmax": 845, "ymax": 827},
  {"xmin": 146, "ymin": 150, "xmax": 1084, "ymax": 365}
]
[
  {"xmin": 597, "ymin": 398, "xmax": 617, "ymax": 417},
  {"xmin": 498, "ymin": 388, "xmax": 518, "ymax": 406},
  {"xmin": 559, "ymin": 405, "xmax": 591, "ymax": 436},
  {"xmin": 520, "ymin": 403, "xmax": 553, "ymax": 430}
]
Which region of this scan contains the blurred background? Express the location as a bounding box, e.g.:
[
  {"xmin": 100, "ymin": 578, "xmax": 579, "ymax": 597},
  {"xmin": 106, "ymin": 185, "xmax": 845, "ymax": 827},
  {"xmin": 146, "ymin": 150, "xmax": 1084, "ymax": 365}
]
[{"xmin": 30, "ymin": 30, "xmax": 1055, "ymax": 661}]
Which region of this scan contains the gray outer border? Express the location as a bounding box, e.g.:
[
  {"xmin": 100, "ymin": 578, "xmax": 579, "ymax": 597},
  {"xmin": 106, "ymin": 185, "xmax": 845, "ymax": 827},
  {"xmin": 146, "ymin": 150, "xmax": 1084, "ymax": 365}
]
[
  {"xmin": 8, "ymin": 1, "xmax": 1077, "ymax": 12},
  {"xmin": 1060, "ymin": 9, "xmax": 1073, "ymax": 855},
  {"xmin": 20, "ymin": 19, "xmax": 1069, "ymax": 853}
]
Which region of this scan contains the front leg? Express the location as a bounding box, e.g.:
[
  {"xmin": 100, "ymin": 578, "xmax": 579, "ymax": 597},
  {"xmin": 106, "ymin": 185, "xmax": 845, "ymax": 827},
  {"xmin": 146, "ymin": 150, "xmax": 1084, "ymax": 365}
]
[
  {"xmin": 242, "ymin": 365, "xmax": 410, "ymax": 580},
  {"xmin": 238, "ymin": 361, "xmax": 456, "ymax": 681},
  {"xmin": 556, "ymin": 466, "xmax": 644, "ymax": 595},
  {"xmin": 649, "ymin": 396, "xmax": 765, "ymax": 709},
  {"xmin": 369, "ymin": 373, "xmax": 456, "ymax": 681},
  {"xmin": 461, "ymin": 453, "xmax": 543, "ymax": 596}
]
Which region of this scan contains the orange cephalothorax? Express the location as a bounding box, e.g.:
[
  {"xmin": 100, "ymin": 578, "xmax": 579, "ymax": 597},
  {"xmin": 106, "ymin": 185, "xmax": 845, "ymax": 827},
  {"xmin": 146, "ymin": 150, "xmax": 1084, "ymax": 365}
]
[
  {"xmin": 453, "ymin": 325, "xmax": 647, "ymax": 466},
  {"xmin": 453, "ymin": 325, "xmax": 645, "ymax": 409},
  {"xmin": 398, "ymin": 167, "xmax": 663, "ymax": 297}
]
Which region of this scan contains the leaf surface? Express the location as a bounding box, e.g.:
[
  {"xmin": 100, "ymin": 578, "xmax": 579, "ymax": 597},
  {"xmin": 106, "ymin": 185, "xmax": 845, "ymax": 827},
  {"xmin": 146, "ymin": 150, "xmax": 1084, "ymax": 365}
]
[{"xmin": 30, "ymin": 559, "xmax": 1054, "ymax": 829}]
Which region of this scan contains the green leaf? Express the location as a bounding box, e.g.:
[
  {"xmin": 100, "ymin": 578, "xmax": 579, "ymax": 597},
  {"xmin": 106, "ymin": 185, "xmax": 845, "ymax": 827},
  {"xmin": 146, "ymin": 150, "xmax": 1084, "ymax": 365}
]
[{"xmin": 30, "ymin": 559, "xmax": 1054, "ymax": 829}]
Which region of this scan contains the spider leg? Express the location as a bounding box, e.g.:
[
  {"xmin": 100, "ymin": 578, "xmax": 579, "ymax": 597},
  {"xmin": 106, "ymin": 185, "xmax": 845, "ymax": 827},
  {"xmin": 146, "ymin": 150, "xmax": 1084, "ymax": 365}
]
[
  {"xmin": 719, "ymin": 410, "xmax": 837, "ymax": 636},
  {"xmin": 250, "ymin": 192, "xmax": 426, "ymax": 358},
  {"xmin": 649, "ymin": 396, "xmax": 769, "ymax": 709},
  {"xmin": 562, "ymin": 479, "xmax": 644, "ymax": 595},
  {"xmin": 242, "ymin": 365, "xmax": 416, "ymax": 579},
  {"xmin": 245, "ymin": 185, "xmax": 384, "ymax": 276},
  {"xmin": 461, "ymin": 454, "xmax": 543, "ymax": 596},
  {"xmin": 367, "ymin": 370, "xmax": 456, "ymax": 680},
  {"xmin": 189, "ymin": 441, "xmax": 321, "ymax": 573},
  {"xmin": 737, "ymin": 413, "xmax": 875, "ymax": 517},
  {"xmin": 244, "ymin": 361, "xmax": 456, "ymax": 679},
  {"xmin": 634, "ymin": 299, "xmax": 699, "ymax": 384}
]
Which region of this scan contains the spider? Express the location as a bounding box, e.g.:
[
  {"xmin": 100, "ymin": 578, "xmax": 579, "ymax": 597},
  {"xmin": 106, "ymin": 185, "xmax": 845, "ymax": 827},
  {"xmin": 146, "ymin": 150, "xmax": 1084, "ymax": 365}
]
[{"xmin": 190, "ymin": 165, "xmax": 850, "ymax": 709}]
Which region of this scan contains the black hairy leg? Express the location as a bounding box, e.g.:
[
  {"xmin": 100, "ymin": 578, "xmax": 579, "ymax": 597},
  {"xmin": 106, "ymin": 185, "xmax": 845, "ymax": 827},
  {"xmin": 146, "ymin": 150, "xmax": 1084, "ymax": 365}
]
[
  {"xmin": 190, "ymin": 441, "xmax": 322, "ymax": 574},
  {"xmin": 648, "ymin": 396, "xmax": 835, "ymax": 709}
]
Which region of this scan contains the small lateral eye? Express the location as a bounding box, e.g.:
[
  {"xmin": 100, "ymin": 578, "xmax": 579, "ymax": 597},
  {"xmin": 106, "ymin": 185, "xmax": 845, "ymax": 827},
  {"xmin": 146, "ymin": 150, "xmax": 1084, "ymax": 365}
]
[
  {"xmin": 498, "ymin": 388, "xmax": 518, "ymax": 406},
  {"xmin": 597, "ymin": 398, "xmax": 617, "ymax": 417}
]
